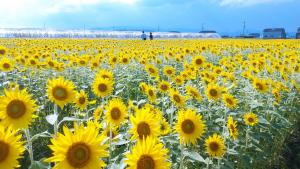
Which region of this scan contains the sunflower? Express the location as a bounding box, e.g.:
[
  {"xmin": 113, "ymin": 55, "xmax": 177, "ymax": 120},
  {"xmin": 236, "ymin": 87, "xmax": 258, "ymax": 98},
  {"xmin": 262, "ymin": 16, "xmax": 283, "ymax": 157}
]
[
  {"xmin": 145, "ymin": 85, "xmax": 157, "ymax": 103},
  {"xmin": 129, "ymin": 109, "xmax": 160, "ymax": 140},
  {"xmin": 163, "ymin": 66, "xmax": 176, "ymax": 77},
  {"xmin": 252, "ymin": 78, "xmax": 269, "ymax": 93},
  {"xmin": 192, "ymin": 55, "xmax": 206, "ymax": 68},
  {"xmin": 205, "ymin": 134, "xmax": 226, "ymax": 158},
  {"xmin": 169, "ymin": 89, "xmax": 186, "ymax": 107},
  {"xmin": 227, "ymin": 116, "xmax": 238, "ymax": 140},
  {"xmin": 0, "ymin": 89, "xmax": 37, "ymax": 129},
  {"xmin": 102, "ymin": 126, "xmax": 119, "ymax": 139},
  {"xmin": 205, "ymin": 84, "xmax": 223, "ymax": 101},
  {"xmin": 145, "ymin": 64, "xmax": 159, "ymax": 78},
  {"xmin": 90, "ymin": 58, "xmax": 100, "ymax": 70},
  {"xmin": 121, "ymin": 55, "xmax": 130, "ymax": 64},
  {"xmin": 47, "ymin": 76, "xmax": 76, "ymax": 109},
  {"xmin": 160, "ymin": 118, "xmax": 171, "ymax": 136},
  {"xmin": 125, "ymin": 137, "xmax": 171, "ymax": 169},
  {"xmin": 74, "ymin": 90, "xmax": 88, "ymax": 111},
  {"xmin": 45, "ymin": 58, "xmax": 57, "ymax": 69},
  {"xmin": 93, "ymin": 106, "xmax": 103, "ymax": 120},
  {"xmin": 45, "ymin": 123, "xmax": 108, "ymax": 169},
  {"xmin": 0, "ymin": 46, "xmax": 7, "ymax": 55},
  {"xmin": 272, "ymin": 89, "xmax": 281, "ymax": 103},
  {"xmin": 157, "ymin": 80, "xmax": 171, "ymax": 94},
  {"xmin": 142, "ymin": 103, "xmax": 163, "ymax": 120},
  {"xmin": 95, "ymin": 69, "xmax": 114, "ymax": 81},
  {"xmin": 174, "ymin": 76, "xmax": 185, "ymax": 86},
  {"xmin": 109, "ymin": 56, "xmax": 118, "ymax": 66},
  {"xmin": 0, "ymin": 126, "xmax": 25, "ymax": 169},
  {"xmin": 222, "ymin": 94, "xmax": 237, "ymax": 109},
  {"xmin": 105, "ymin": 98, "xmax": 128, "ymax": 126},
  {"xmin": 243, "ymin": 112, "xmax": 259, "ymax": 126},
  {"xmin": 0, "ymin": 57, "xmax": 14, "ymax": 72},
  {"xmin": 139, "ymin": 82, "xmax": 148, "ymax": 93},
  {"xmin": 175, "ymin": 109, "xmax": 206, "ymax": 145},
  {"xmin": 92, "ymin": 77, "xmax": 114, "ymax": 98},
  {"xmin": 185, "ymin": 85, "xmax": 202, "ymax": 101}
]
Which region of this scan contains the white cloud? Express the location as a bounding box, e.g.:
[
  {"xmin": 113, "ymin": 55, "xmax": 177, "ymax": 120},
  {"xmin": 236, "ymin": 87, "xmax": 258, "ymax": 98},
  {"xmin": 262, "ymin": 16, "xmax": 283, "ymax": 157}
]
[
  {"xmin": 217, "ymin": 0, "xmax": 293, "ymax": 7},
  {"xmin": 0, "ymin": 0, "xmax": 139, "ymax": 26},
  {"xmin": 46, "ymin": 0, "xmax": 139, "ymax": 14}
]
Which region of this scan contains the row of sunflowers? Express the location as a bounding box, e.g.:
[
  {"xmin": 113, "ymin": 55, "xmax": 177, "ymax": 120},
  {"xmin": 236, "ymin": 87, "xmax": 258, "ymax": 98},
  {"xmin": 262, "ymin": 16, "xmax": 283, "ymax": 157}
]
[{"xmin": 0, "ymin": 39, "xmax": 299, "ymax": 169}]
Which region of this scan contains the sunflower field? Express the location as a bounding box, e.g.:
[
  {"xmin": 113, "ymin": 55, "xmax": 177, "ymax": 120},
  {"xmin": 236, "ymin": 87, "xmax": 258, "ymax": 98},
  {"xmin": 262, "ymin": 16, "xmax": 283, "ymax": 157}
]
[{"xmin": 0, "ymin": 39, "xmax": 299, "ymax": 169}]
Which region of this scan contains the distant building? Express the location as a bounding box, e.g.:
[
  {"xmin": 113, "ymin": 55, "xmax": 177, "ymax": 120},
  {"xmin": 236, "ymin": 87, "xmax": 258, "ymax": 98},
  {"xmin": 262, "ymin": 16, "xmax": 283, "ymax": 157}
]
[
  {"xmin": 296, "ymin": 27, "xmax": 300, "ymax": 39},
  {"xmin": 199, "ymin": 30, "xmax": 217, "ymax": 33},
  {"xmin": 198, "ymin": 30, "xmax": 221, "ymax": 38},
  {"xmin": 221, "ymin": 35, "xmax": 231, "ymax": 39},
  {"xmin": 263, "ymin": 28, "xmax": 286, "ymax": 39},
  {"xmin": 237, "ymin": 33, "xmax": 260, "ymax": 39},
  {"xmin": 249, "ymin": 33, "xmax": 260, "ymax": 38}
]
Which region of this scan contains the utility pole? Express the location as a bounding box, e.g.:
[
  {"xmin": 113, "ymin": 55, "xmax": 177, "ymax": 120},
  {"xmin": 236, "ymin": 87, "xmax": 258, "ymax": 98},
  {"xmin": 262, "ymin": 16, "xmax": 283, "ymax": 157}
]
[
  {"xmin": 201, "ymin": 23, "xmax": 205, "ymax": 32},
  {"xmin": 84, "ymin": 24, "xmax": 86, "ymax": 37},
  {"xmin": 242, "ymin": 21, "xmax": 246, "ymax": 36}
]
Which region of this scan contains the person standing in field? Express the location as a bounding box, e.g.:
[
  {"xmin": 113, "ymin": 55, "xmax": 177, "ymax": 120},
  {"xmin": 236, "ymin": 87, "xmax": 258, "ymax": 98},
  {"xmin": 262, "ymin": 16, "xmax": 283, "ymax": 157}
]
[
  {"xmin": 141, "ymin": 31, "xmax": 147, "ymax": 40},
  {"xmin": 149, "ymin": 32, "xmax": 153, "ymax": 40}
]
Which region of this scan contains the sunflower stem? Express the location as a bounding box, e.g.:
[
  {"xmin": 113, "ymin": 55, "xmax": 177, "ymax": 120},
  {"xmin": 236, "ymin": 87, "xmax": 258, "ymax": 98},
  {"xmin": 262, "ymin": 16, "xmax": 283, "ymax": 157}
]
[
  {"xmin": 206, "ymin": 157, "xmax": 210, "ymax": 169},
  {"xmin": 179, "ymin": 144, "xmax": 185, "ymax": 169},
  {"xmin": 245, "ymin": 126, "xmax": 249, "ymax": 149},
  {"xmin": 54, "ymin": 104, "xmax": 59, "ymax": 135},
  {"xmin": 24, "ymin": 129, "xmax": 34, "ymax": 164},
  {"xmin": 109, "ymin": 123, "xmax": 113, "ymax": 164}
]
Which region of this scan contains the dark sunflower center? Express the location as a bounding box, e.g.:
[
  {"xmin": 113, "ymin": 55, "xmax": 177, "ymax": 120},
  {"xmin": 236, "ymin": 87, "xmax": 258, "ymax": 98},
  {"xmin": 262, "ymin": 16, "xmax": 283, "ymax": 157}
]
[
  {"xmin": 80, "ymin": 60, "xmax": 85, "ymax": 65},
  {"xmin": 98, "ymin": 83, "xmax": 107, "ymax": 92},
  {"xmin": 137, "ymin": 155, "xmax": 155, "ymax": 169},
  {"xmin": 209, "ymin": 89, "xmax": 218, "ymax": 97},
  {"xmin": 176, "ymin": 78, "xmax": 182, "ymax": 83},
  {"xmin": 190, "ymin": 90, "xmax": 198, "ymax": 98},
  {"xmin": 166, "ymin": 70, "xmax": 173, "ymax": 75},
  {"xmin": 78, "ymin": 97, "xmax": 86, "ymax": 105},
  {"xmin": 230, "ymin": 124, "xmax": 235, "ymax": 132},
  {"xmin": 30, "ymin": 60, "xmax": 36, "ymax": 65},
  {"xmin": 123, "ymin": 58, "xmax": 128, "ymax": 63},
  {"xmin": 148, "ymin": 90, "xmax": 154, "ymax": 96},
  {"xmin": 53, "ymin": 86, "xmax": 68, "ymax": 100},
  {"xmin": 102, "ymin": 75, "xmax": 109, "ymax": 79},
  {"xmin": 256, "ymin": 83, "xmax": 264, "ymax": 90},
  {"xmin": 181, "ymin": 119, "xmax": 195, "ymax": 134},
  {"xmin": 148, "ymin": 68, "xmax": 155, "ymax": 74},
  {"xmin": 173, "ymin": 94, "xmax": 181, "ymax": 103},
  {"xmin": 160, "ymin": 84, "xmax": 168, "ymax": 91},
  {"xmin": 226, "ymin": 98, "xmax": 233, "ymax": 105},
  {"xmin": 209, "ymin": 142, "xmax": 219, "ymax": 152},
  {"xmin": 160, "ymin": 124, "xmax": 165, "ymax": 131},
  {"xmin": 67, "ymin": 143, "xmax": 91, "ymax": 168},
  {"xmin": 196, "ymin": 58, "xmax": 203, "ymax": 65},
  {"xmin": 48, "ymin": 61, "xmax": 54, "ymax": 67},
  {"xmin": 0, "ymin": 141, "xmax": 9, "ymax": 162},
  {"xmin": 3, "ymin": 63, "xmax": 10, "ymax": 69},
  {"xmin": 110, "ymin": 107, "xmax": 121, "ymax": 120},
  {"xmin": 106, "ymin": 130, "xmax": 116, "ymax": 138},
  {"xmin": 248, "ymin": 117, "xmax": 254, "ymax": 123},
  {"xmin": 7, "ymin": 100, "xmax": 26, "ymax": 119},
  {"xmin": 137, "ymin": 122, "xmax": 150, "ymax": 139},
  {"xmin": 0, "ymin": 49, "xmax": 6, "ymax": 55}
]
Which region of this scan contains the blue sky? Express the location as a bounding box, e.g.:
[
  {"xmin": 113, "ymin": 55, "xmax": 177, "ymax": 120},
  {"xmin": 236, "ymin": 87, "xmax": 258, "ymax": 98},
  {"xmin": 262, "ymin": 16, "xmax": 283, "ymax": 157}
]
[{"xmin": 0, "ymin": 0, "xmax": 299, "ymax": 33}]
